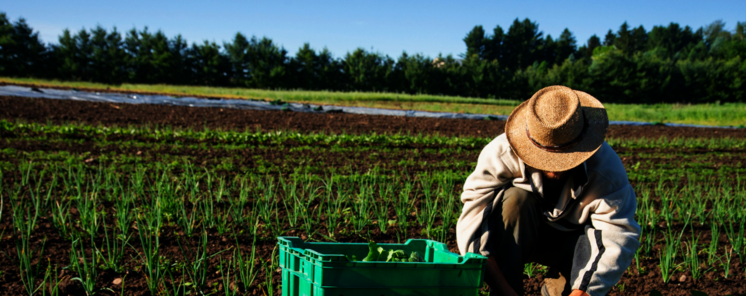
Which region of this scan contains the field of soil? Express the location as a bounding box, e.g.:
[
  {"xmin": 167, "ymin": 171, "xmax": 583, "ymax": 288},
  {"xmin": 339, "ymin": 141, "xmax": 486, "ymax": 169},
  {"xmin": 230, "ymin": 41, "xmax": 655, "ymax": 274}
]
[
  {"xmin": 1, "ymin": 95, "xmax": 745, "ymax": 296},
  {"xmin": 2, "ymin": 95, "xmax": 745, "ymax": 140}
]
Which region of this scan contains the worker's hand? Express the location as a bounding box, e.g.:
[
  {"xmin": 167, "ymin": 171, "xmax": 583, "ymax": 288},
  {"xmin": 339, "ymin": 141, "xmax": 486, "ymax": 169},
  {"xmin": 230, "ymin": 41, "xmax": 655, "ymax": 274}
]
[
  {"xmin": 569, "ymin": 289, "xmax": 590, "ymax": 296},
  {"xmin": 484, "ymin": 256, "xmax": 520, "ymax": 296}
]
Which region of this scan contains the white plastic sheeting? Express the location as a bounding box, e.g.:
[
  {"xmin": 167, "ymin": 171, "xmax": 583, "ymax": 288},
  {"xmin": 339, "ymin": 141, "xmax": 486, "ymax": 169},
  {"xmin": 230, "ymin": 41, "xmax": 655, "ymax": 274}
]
[{"xmin": 0, "ymin": 85, "xmax": 737, "ymax": 129}]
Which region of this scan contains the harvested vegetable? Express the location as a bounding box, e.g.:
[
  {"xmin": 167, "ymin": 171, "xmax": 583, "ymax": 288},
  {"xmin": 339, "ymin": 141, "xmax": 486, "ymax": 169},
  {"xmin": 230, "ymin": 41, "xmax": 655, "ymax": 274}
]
[{"xmin": 349, "ymin": 241, "xmax": 423, "ymax": 262}]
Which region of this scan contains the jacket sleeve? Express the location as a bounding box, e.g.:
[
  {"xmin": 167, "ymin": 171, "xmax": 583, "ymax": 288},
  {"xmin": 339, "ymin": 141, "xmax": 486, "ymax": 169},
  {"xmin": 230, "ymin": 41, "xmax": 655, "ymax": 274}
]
[
  {"xmin": 456, "ymin": 136, "xmax": 517, "ymax": 256},
  {"xmin": 570, "ymin": 183, "xmax": 641, "ymax": 296}
]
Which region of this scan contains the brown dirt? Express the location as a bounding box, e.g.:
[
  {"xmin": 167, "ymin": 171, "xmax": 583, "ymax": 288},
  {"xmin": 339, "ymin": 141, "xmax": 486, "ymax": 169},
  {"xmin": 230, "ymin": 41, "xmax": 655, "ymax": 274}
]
[
  {"xmin": 2, "ymin": 95, "xmax": 745, "ymax": 139},
  {"xmin": 1, "ymin": 94, "xmax": 746, "ymax": 295}
]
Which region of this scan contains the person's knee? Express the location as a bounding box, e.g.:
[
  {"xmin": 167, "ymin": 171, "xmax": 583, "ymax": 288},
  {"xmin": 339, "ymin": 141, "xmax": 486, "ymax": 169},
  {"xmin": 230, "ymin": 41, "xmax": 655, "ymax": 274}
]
[{"xmin": 501, "ymin": 187, "xmax": 536, "ymax": 224}]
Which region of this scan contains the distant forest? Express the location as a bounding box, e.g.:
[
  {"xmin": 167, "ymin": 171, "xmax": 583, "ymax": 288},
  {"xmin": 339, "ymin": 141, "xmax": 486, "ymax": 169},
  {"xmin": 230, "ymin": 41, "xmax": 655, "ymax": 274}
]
[{"xmin": 1, "ymin": 12, "xmax": 745, "ymax": 103}]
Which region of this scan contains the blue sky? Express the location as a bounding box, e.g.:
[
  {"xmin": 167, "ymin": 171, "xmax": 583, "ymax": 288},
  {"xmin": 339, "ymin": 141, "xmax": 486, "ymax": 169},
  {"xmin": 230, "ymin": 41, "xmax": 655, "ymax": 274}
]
[{"xmin": 4, "ymin": 0, "xmax": 745, "ymax": 59}]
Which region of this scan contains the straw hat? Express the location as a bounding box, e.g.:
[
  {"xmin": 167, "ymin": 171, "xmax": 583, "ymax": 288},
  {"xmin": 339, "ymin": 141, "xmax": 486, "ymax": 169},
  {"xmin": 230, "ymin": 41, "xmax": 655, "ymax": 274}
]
[{"xmin": 505, "ymin": 85, "xmax": 609, "ymax": 172}]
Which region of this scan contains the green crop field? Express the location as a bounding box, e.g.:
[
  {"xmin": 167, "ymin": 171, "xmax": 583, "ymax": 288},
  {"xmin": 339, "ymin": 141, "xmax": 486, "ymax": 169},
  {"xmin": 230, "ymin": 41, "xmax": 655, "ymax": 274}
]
[
  {"xmin": 0, "ymin": 116, "xmax": 745, "ymax": 295},
  {"xmin": 3, "ymin": 8, "xmax": 746, "ymax": 295},
  {"xmin": 3, "ymin": 77, "xmax": 746, "ymax": 127}
]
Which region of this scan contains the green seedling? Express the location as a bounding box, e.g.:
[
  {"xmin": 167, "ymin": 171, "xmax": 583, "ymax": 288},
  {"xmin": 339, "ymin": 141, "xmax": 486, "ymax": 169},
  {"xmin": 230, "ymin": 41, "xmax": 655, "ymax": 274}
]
[
  {"xmin": 95, "ymin": 219, "xmax": 130, "ymax": 273},
  {"xmin": 523, "ymin": 263, "xmax": 547, "ymax": 278},
  {"xmin": 683, "ymin": 232, "xmax": 702, "ymax": 281},
  {"xmin": 707, "ymin": 220, "xmax": 720, "ymax": 265},
  {"xmin": 235, "ymin": 229, "xmax": 259, "ymax": 293},
  {"xmin": 218, "ymin": 258, "xmax": 238, "ymax": 296},
  {"xmin": 719, "ymin": 246, "xmax": 734, "ymax": 278},
  {"xmin": 42, "ymin": 262, "xmax": 63, "ymax": 296},
  {"xmin": 723, "ymin": 215, "xmax": 746, "ymax": 263},
  {"xmin": 261, "ymin": 246, "xmax": 278, "ymax": 296},
  {"xmin": 67, "ymin": 237, "xmax": 113, "ymax": 296},
  {"xmin": 177, "ymin": 228, "xmax": 230, "ymax": 293},
  {"xmin": 658, "ymin": 227, "xmax": 685, "ymax": 283}
]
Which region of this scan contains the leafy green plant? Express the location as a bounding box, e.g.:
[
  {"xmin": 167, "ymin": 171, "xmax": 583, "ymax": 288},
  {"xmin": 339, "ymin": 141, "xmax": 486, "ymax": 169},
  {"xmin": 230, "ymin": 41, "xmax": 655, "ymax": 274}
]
[
  {"xmin": 523, "ymin": 263, "xmax": 547, "ymax": 278},
  {"xmin": 347, "ymin": 241, "xmax": 423, "ymax": 262}
]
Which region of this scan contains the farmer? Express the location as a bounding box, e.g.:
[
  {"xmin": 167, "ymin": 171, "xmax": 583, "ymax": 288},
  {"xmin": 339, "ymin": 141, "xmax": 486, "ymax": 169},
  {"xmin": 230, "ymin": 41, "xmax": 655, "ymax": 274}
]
[{"xmin": 456, "ymin": 86, "xmax": 640, "ymax": 296}]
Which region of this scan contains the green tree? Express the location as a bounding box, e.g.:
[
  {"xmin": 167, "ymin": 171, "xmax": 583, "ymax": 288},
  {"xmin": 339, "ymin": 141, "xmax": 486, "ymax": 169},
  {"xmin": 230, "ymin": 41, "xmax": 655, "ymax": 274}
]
[
  {"xmin": 0, "ymin": 13, "xmax": 48, "ymax": 77},
  {"xmin": 460, "ymin": 54, "xmax": 502, "ymax": 97},
  {"xmin": 502, "ymin": 18, "xmax": 544, "ymax": 71},
  {"xmin": 188, "ymin": 41, "xmax": 229, "ymax": 85},
  {"xmin": 554, "ymin": 28, "xmax": 577, "ymax": 64},
  {"xmin": 289, "ymin": 43, "xmax": 342, "ymax": 90},
  {"xmin": 485, "ymin": 25, "xmax": 505, "ymax": 62},
  {"xmin": 224, "ymin": 32, "xmax": 251, "ymax": 85},
  {"xmin": 89, "ymin": 26, "xmax": 128, "ymax": 83},
  {"xmin": 542, "ymin": 35, "xmax": 557, "ymax": 66},
  {"xmin": 55, "ymin": 28, "xmax": 94, "ymax": 80},
  {"xmin": 647, "ymin": 23, "xmax": 701, "ymax": 59},
  {"xmin": 398, "ymin": 52, "xmax": 434, "ymax": 94},
  {"xmin": 463, "ymin": 25, "xmax": 488, "ymax": 59},
  {"xmin": 343, "ymin": 48, "xmax": 395, "ymax": 92},
  {"xmin": 603, "ymin": 29, "xmax": 616, "ymax": 46},
  {"xmin": 244, "ymin": 36, "xmax": 288, "ymax": 89},
  {"xmin": 613, "ymin": 22, "xmax": 648, "ymax": 55},
  {"xmin": 734, "ymin": 22, "xmax": 745, "ymax": 41},
  {"xmin": 579, "ymin": 34, "xmax": 601, "ymax": 61},
  {"xmin": 124, "ymin": 28, "xmax": 188, "ymax": 84},
  {"xmin": 704, "ymin": 20, "xmax": 729, "ymax": 47}
]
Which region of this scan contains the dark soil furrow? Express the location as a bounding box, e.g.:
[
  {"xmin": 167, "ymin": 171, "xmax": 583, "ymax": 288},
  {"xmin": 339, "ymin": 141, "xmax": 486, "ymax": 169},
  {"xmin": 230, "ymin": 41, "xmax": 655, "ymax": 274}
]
[{"xmin": 2, "ymin": 95, "xmax": 746, "ymax": 139}]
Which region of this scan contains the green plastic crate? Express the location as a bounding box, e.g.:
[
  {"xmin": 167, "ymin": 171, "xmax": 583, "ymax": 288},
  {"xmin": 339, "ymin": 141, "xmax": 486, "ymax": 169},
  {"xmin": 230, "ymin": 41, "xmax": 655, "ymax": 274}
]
[{"xmin": 277, "ymin": 237, "xmax": 487, "ymax": 296}]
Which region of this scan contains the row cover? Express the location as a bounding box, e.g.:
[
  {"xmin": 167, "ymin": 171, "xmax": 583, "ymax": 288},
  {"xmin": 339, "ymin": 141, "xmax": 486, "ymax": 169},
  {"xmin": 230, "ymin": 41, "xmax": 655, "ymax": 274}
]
[{"xmin": 0, "ymin": 85, "xmax": 732, "ymax": 129}]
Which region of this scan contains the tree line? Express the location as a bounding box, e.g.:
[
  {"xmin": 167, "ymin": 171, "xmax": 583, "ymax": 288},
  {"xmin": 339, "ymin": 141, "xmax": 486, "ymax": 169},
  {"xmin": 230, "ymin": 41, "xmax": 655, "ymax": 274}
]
[{"xmin": 1, "ymin": 12, "xmax": 745, "ymax": 103}]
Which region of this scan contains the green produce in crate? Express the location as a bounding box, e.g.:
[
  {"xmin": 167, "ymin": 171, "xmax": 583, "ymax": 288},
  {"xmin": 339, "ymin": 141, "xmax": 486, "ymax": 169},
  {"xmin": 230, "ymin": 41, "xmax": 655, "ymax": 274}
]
[
  {"xmin": 278, "ymin": 236, "xmax": 487, "ymax": 295},
  {"xmin": 348, "ymin": 241, "xmax": 423, "ymax": 262}
]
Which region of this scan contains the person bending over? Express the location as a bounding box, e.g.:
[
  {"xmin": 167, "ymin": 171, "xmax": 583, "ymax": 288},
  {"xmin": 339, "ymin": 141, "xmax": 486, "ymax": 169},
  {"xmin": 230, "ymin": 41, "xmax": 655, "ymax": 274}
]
[{"xmin": 456, "ymin": 86, "xmax": 640, "ymax": 296}]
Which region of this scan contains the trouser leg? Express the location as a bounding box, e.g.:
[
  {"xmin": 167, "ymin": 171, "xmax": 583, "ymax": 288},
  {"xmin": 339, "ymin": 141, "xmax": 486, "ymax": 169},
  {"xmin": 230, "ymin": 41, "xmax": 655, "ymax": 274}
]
[
  {"xmin": 529, "ymin": 223, "xmax": 587, "ymax": 295},
  {"xmin": 486, "ymin": 187, "xmax": 587, "ymax": 296},
  {"xmin": 486, "ymin": 186, "xmax": 542, "ymax": 295}
]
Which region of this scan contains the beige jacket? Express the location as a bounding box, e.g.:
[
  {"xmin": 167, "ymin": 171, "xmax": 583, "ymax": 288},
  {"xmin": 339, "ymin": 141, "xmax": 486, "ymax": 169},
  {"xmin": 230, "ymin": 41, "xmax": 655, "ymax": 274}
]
[{"xmin": 456, "ymin": 134, "xmax": 640, "ymax": 296}]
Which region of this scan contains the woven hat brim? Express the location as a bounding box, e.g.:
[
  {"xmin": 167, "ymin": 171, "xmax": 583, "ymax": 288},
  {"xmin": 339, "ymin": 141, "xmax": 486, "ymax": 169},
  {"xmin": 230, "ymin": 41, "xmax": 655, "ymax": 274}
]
[{"xmin": 505, "ymin": 90, "xmax": 609, "ymax": 172}]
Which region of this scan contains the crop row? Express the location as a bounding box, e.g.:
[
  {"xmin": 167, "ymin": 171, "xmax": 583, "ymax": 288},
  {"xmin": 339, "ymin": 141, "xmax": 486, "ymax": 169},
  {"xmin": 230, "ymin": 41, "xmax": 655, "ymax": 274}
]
[
  {"xmin": 1, "ymin": 160, "xmax": 745, "ymax": 293},
  {"xmin": 3, "ymin": 120, "xmax": 746, "ymax": 150},
  {"xmin": 1, "ymin": 120, "xmax": 744, "ymax": 186},
  {"xmin": 1, "ymin": 141, "xmax": 744, "ymax": 191},
  {"xmin": 0, "ymin": 163, "xmax": 466, "ymax": 295},
  {"xmin": 1, "ymin": 119, "xmax": 745, "ymax": 294}
]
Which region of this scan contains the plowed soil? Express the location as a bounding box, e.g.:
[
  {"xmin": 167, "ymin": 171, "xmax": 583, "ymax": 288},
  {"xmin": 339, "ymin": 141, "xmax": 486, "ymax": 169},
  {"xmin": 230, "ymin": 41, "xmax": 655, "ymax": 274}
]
[
  {"xmin": 1, "ymin": 95, "xmax": 746, "ymax": 296},
  {"xmin": 2, "ymin": 95, "xmax": 745, "ymax": 139}
]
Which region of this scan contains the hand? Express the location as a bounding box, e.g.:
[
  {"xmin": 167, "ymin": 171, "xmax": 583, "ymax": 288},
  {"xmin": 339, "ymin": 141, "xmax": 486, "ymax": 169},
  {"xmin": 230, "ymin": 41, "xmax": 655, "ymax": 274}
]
[
  {"xmin": 569, "ymin": 289, "xmax": 590, "ymax": 296},
  {"xmin": 484, "ymin": 256, "xmax": 520, "ymax": 296}
]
